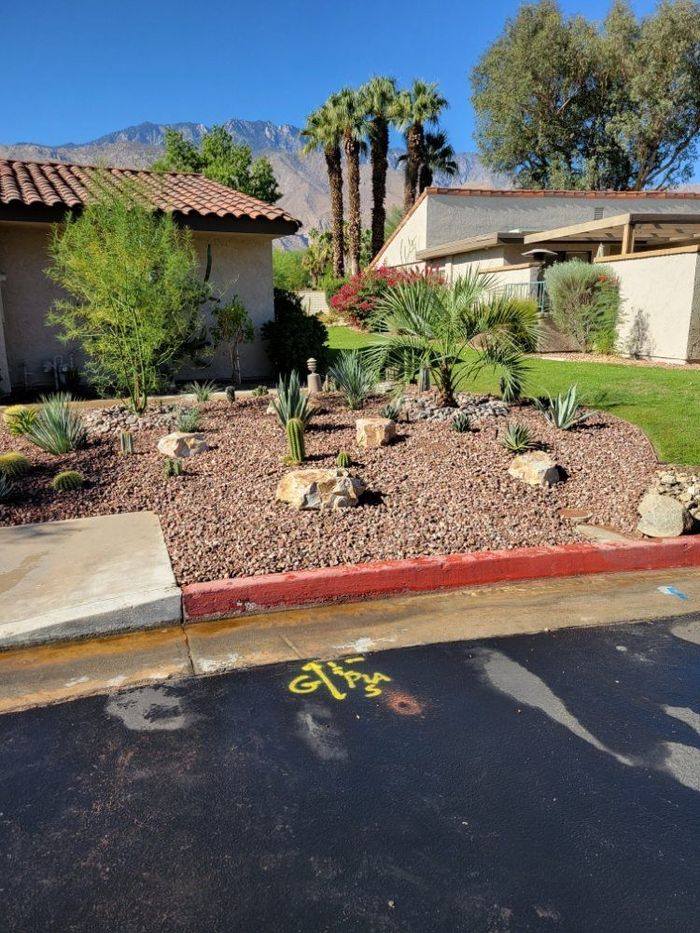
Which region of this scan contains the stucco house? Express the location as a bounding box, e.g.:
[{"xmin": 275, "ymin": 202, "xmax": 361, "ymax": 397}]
[
  {"xmin": 373, "ymin": 187, "xmax": 700, "ymax": 363},
  {"xmin": 0, "ymin": 158, "xmax": 301, "ymax": 394}
]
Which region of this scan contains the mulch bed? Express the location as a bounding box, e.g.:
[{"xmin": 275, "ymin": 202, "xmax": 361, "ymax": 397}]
[{"xmin": 0, "ymin": 395, "xmax": 658, "ymax": 585}]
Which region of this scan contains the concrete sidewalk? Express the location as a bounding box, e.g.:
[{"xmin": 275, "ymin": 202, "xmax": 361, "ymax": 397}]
[{"xmin": 0, "ymin": 512, "xmax": 181, "ymax": 649}]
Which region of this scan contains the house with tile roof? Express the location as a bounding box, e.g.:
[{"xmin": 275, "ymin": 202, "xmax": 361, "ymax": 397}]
[
  {"xmin": 0, "ymin": 159, "xmax": 301, "ymax": 393},
  {"xmin": 372, "ymin": 187, "xmax": 700, "ymax": 363}
]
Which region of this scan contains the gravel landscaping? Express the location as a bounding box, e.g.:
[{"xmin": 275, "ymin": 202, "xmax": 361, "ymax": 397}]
[{"xmin": 0, "ymin": 394, "xmax": 659, "ymax": 585}]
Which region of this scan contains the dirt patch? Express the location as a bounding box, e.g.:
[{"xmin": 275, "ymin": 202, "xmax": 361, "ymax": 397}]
[{"xmin": 0, "ymin": 395, "xmax": 658, "ymax": 585}]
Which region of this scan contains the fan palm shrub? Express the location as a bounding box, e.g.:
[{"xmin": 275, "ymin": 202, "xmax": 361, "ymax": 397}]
[
  {"xmin": 366, "ymin": 271, "xmax": 539, "ymax": 407},
  {"xmin": 24, "ymin": 394, "xmax": 87, "ymax": 454},
  {"xmin": 327, "ymin": 351, "xmax": 377, "ymax": 410}
]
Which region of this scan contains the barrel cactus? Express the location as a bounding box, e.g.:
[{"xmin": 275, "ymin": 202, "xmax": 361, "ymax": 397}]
[
  {"xmin": 52, "ymin": 470, "xmax": 84, "ymax": 492},
  {"xmin": 336, "ymin": 450, "xmax": 351, "ymax": 469},
  {"xmin": 286, "ymin": 417, "xmax": 305, "ymax": 465},
  {"xmin": 225, "ymin": 385, "xmax": 236, "ymax": 403},
  {"xmin": 0, "ymin": 452, "xmax": 30, "ymax": 478}
]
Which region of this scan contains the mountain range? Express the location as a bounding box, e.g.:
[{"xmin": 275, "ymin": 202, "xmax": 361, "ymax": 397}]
[{"xmin": 0, "ymin": 119, "xmax": 507, "ymax": 246}]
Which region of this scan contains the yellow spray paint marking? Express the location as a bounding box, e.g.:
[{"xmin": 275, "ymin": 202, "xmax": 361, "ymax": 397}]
[{"xmin": 288, "ymin": 656, "xmax": 392, "ymax": 701}]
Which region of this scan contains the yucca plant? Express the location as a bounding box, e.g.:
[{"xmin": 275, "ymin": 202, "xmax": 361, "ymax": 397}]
[
  {"xmin": 327, "ymin": 351, "xmax": 377, "ymax": 410},
  {"xmin": 52, "ymin": 470, "xmax": 84, "ymax": 491},
  {"xmin": 336, "ymin": 450, "xmax": 352, "ymax": 468},
  {"xmin": 176, "ymin": 406, "xmax": 201, "ymax": 432},
  {"xmin": 501, "ymin": 421, "xmax": 534, "ymax": 453},
  {"xmin": 164, "ymin": 457, "xmax": 185, "ymax": 478},
  {"xmin": 451, "ymin": 411, "xmax": 471, "ymax": 433},
  {"xmin": 184, "ymin": 380, "xmax": 217, "ymax": 402},
  {"xmin": 24, "ymin": 394, "xmax": 87, "ymax": 455},
  {"xmin": 0, "ymin": 452, "xmax": 30, "ymax": 478},
  {"xmin": 3, "ymin": 405, "xmax": 37, "ymax": 436},
  {"xmin": 271, "ymin": 371, "xmax": 313, "ymax": 428},
  {"xmin": 535, "ymin": 385, "xmax": 592, "ymax": 430},
  {"xmin": 0, "ymin": 474, "xmax": 15, "ymax": 501}
]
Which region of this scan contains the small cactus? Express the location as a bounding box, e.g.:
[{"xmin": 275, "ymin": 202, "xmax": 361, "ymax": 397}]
[
  {"xmin": 0, "ymin": 452, "xmax": 30, "ymax": 478},
  {"xmin": 119, "ymin": 431, "xmax": 134, "ymax": 455},
  {"xmin": 225, "ymin": 385, "xmax": 236, "ymax": 403},
  {"xmin": 418, "ymin": 366, "xmax": 431, "ymax": 392},
  {"xmin": 336, "ymin": 450, "xmax": 352, "ymax": 468},
  {"xmin": 451, "ymin": 412, "xmax": 471, "ymax": 433},
  {"xmin": 3, "ymin": 405, "xmax": 37, "ymax": 436},
  {"xmin": 164, "ymin": 457, "xmax": 185, "ymax": 478},
  {"xmin": 252, "ymin": 385, "xmax": 268, "ymax": 397},
  {"xmin": 52, "ymin": 470, "xmax": 84, "ymax": 492},
  {"xmin": 286, "ymin": 417, "xmax": 305, "ymax": 465},
  {"xmin": 0, "ymin": 474, "xmax": 15, "ymax": 501}
]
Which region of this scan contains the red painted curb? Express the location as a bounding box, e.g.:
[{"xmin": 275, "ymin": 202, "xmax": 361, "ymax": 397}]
[{"xmin": 182, "ymin": 537, "xmax": 700, "ymax": 622}]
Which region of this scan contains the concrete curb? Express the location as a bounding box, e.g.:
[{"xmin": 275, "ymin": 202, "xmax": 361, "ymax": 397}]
[{"xmin": 182, "ymin": 537, "xmax": 700, "ymax": 622}]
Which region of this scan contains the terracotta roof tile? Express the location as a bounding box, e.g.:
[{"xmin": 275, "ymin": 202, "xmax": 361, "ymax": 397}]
[{"xmin": 0, "ymin": 158, "xmax": 301, "ymax": 229}]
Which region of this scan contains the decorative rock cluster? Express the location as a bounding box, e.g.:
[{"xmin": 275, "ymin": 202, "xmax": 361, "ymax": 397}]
[
  {"xmin": 356, "ymin": 417, "xmax": 396, "ymax": 447},
  {"xmin": 277, "ymin": 468, "xmax": 366, "ymax": 510},
  {"xmin": 157, "ymin": 432, "xmax": 209, "ymax": 459},
  {"xmin": 636, "ymin": 469, "xmax": 700, "ymax": 537},
  {"xmin": 404, "ymin": 394, "xmax": 508, "ymax": 423},
  {"xmin": 85, "ymin": 404, "xmax": 178, "ymax": 436},
  {"xmin": 508, "ymin": 451, "xmax": 562, "ymax": 487}
]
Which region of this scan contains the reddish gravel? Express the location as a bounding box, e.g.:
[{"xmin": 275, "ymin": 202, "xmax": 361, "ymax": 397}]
[{"xmin": 0, "ymin": 396, "xmax": 658, "ymax": 585}]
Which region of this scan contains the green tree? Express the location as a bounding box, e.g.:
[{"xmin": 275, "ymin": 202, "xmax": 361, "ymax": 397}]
[
  {"xmin": 301, "ymin": 100, "xmax": 346, "ymax": 277},
  {"xmin": 153, "ymin": 124, "xmax": 282, "ymax": 203},
  {"xmin": 361, "ymin": 76, "xmax": 399, "ymax": 259},
  {"xmin": 393, "ymin": 81, "xmax": 448, "ymax": 213},
  {"xmin": 210, "ymin": 297, "xmax": 255, "ymax": 384},
  {"xmin": 47, "ymin": 182, "xmax": 209, "ymax": 413},
  {"xmin": 472, "ymin": 0, "xmax": 700, "ymax": 190},
  {"xmin": 302, "ymin": 228, "xmax": 334, "ymax": 286},
  {"xmin": 273, "ymin": 249, "xmax": 311, "ymax": 291},
  {"xmin": 398, "ymin": 129, "xmax": 458, "ymax": 193},
  {"xmin": 366, "ymin": 271, "xmax": 539, "ymax": 407}
]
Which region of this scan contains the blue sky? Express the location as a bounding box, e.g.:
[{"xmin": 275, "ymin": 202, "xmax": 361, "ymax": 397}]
[{"xmin": 4, "ymin": 0, "xmax": 661, "ymax": 151}]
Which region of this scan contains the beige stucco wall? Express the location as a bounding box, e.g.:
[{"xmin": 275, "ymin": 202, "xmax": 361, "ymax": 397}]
[
  {"xmin": 0, "ymin": 221, "xmax": 277, "ymax": 392},
  {"xmin": 601, "ymin": 249, "xmax": 700, "ymax": 363},
  {"xmin": 377, "ymin": 197, "xmax": 428, "ymax": 269}
]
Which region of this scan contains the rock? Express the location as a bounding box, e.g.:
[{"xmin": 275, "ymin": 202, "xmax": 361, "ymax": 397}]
[
  {"xmin": 157, "ymin": 432, "xmax": 209, "ymax": 458},
  {"xmin": 637, "ymin": 493, "xmax": 694, "ymax": 538},
  {"xmin": 577, "ymin": 524, "xmax": 633, "ymax": 543},
  {"xmin": 265, "ymin": 402, "xmax": 277, "ymax": 415},
  {"xmin": 356, "ymin": 417, "xmax": 396, "ymax": 447},
  {"xmin": 508, "ymin": 451, "xmax": 562, "ymax": 487},
  {"xmin": 276, "ymin": 468, "xmax": 366, "ymax": 510}
]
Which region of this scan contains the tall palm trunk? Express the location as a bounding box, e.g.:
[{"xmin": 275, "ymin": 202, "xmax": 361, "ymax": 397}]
[
  {"xmin": 370, "ymin": 116, "xmax": 389, "ymax": 258},
  {"xmin": 404, "ymin": 123, "xmax": 424, "ymax": 212},
  {"xmin": 325, "ymin": 145, "xmax": 345, "ymax": 278},
  {"xmin": 344, "ymin": 133, "xmax": 362, "ymax": 276},
  {"xmin": 418, "ymin": 162, "xmax": 433, "ymax": 193}
]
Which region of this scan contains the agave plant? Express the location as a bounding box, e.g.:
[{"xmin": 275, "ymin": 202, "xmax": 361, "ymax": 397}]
[
  {"xmin": 379, "ymin": 397, "xmax": 403, "ymax": 422},
  {"xmin": 184, "ymin": 380, "xmax": 217, "ymax": 402},
  {"xmin": 535, "ymin": 385, "xmax": 592, "ymax": 430},
  {"xmin": 271, "ymin": 370, "xmax": 313, "ymax": 428},
  {"xmin": 327, "ymin": 351, "xmax": 377, "ymax": 410},
  {"xmin": 501, "ymin": 421, "xmax": 534, "ymax": 453},
  {"xmin": 24, "ymin": 394, "xmax": 87, "ymax": 455},
  {"xmin": 176, "ymin": 406, "xmax": 201, "ymax": 432}
]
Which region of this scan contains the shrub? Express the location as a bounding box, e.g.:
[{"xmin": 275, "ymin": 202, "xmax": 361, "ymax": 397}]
[
  {"xmin": 336, "ymin": 450, "xmax": 352, "ymax": 468},
  {"xmin": 501, "ymin": 421, "xmax": 534, "ymax": 453},
  {"xmin": 262, "ymin": 288, "xmax": 328, "ymax": 378},
  {"xmin": 451, "ymin": 412, "xmax": 471, "ymax": 433},
  {"xmin": 272, "ymin": 248, "xmax": 310, "ymax": 291},
  {"xmin": 0, "ymin": 452, "xmax": 30, "ymax": 478},
  {"xmin": 164, "ymin": 457, "xmax": 185, "ymax": 478},
  {"xmin": 210, "ymin": 297, "xmax": 254, "ymax": 385},
  {"xmin": 327, "ymin": 351, "xmax": 377, "ymax": 410},
  {"xmin": 0, "ymin": 474, "xmax": 15, "ymax": 501},
  {"xmin": 271, "ymin": 371, "xmax": 313, "ymax": 428},
  {"xmin": 176, "ymin": 406, "xmax": 201, "ymax": 432},
  {"xmin": 184, "ymin": 380, "xmax": 216, "ymax": 402},
  {"xmin": 52, "ymin": 470, "xmax": 84, "ymax": 491},
  {"xmin": 25, "ymin": 394, "xmax": 87, "ymax": 455},
  {"xmin": 535, "ymin": 384, "xmax": 592, "ymax": 430},
  {"xmin": 379, "ymin": 398, "xmax": 402, "ymax": 421},
  {"xmin": 322, "ymin": 273, "xmax": 348, "ymax": 304},
  {"xmin": 544, "ymin": 261, "xmax": 620, "ymax": 353},
  {"xmin": 331, "ymin": 266, "xmax": 443, "ymax": 329},
  {"xmin": 3, "ymin": 405, "xmax": 37, "ymax": 436},
  {"xmin": 251, "ymin": 385, "xmax": 268, "ymax": 397}
]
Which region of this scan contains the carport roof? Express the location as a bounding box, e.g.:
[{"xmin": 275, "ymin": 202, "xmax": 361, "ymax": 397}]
[
  {"xmin": 523, "ymin": 212, "xmax": 700, "ymax": 246},
  {"xmin": 0, "ymin": 158, "xmax": 301, "ymax": 234}
]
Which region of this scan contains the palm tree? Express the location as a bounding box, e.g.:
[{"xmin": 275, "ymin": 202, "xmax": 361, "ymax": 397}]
[
  {"xmin": 301, "ymin": 100, "xmax": 345, "ymax": 278},
  {"xmin": 397, "ymin": 129, "xmax": 458, "ymax": 195},
  {"xmin": 335, "ymin": 88, "xmax": 368, "ymax": 277},
  {"xmin": 365, "ymin": 271, "xmax": 539, "ymax": 407},
  {"xmin": 394, "ymin": 81, "xmax": 448, "ymax": 214},
  {"xmin": 360, "ymin": 76, "xmax": 398, "ymax": 260}
]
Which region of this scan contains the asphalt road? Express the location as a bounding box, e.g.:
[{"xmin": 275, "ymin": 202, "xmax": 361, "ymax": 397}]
[{"xmin": 1, "ymin": 615, "xmax": 699, "ymax": 932}]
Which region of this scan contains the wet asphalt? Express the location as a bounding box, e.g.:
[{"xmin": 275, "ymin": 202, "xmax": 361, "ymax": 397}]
[{"xmin": 1, "ymin": 615, "xmax": 699, "ymax": 933}]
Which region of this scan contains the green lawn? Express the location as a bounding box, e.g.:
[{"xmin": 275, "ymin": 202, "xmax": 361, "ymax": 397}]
[{"xmin": 326, "ymin": 325, "xmax": 700, "ymax": 465}]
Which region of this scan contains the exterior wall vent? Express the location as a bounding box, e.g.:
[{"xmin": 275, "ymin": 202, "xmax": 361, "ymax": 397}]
[{"xmin": 593, "ymin": 207, "xmax": 604, "ymax": 220}]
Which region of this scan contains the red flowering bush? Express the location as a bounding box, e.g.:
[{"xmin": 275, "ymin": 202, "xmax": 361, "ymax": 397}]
[{"xmin": 331, "ymin": 266, "xmax": 443, "ymax": 329}]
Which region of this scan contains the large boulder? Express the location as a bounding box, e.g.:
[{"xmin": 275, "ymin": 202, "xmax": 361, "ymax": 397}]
[
  {"xmin": 276, "ymin": 468, "xmax": 366, "ymax": 510},
  {"xmin": 356, "ymin": 417, "xmax": 396, "ymax": 448},
  {"xmin": 637, "ymin": 493, "xmax": 694, "ymax": 538},
  {"xmin": 157, "ymin": 432, "xmax": 209, "ymax": 458},
  {"xmin": 508, "ymin": 451, "xmax": 562, "ymax": 487}
]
